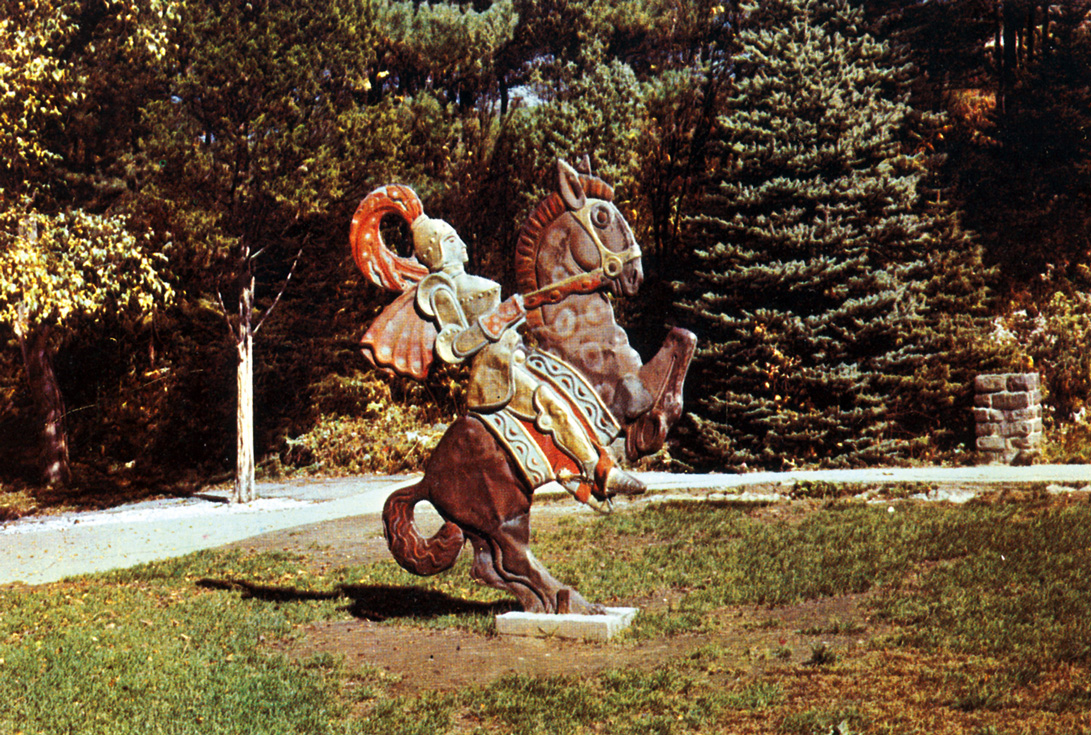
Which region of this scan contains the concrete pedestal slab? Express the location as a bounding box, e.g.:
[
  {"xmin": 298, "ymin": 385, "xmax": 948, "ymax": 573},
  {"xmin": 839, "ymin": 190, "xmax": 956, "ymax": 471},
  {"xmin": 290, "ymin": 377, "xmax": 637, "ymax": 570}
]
[{"xmin": 495, "ymin": 607, "xmax": 638, "ymax": 642}]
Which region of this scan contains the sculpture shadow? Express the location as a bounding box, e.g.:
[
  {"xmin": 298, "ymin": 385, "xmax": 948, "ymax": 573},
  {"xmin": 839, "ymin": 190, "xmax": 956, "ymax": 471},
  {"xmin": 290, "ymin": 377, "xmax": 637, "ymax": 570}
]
[
  {"xmin": 197, "ymin": 578, "xmax": 515, "ymax": 622},
  {"xmin": 340, "ymin": 583, "xmax": 515, "ymax": 621}
]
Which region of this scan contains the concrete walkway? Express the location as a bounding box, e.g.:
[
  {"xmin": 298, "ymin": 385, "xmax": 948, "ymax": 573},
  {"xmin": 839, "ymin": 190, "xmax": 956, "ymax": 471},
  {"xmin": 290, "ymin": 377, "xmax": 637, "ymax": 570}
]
[
  {"xmin": 0, "ymin": 476, "xmax": 414, "ymax": 586},
  {"xmin": 2, "ymin": 465, "xmax": 1089, "ymax": 586},
  {"xmin": 640, "ymin": 464, "xmax": 1091, "ymax": 491}
]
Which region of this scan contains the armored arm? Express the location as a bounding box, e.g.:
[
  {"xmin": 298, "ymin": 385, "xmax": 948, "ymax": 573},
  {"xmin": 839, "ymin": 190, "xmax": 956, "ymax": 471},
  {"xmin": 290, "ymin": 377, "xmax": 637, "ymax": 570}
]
[{"xmin": 417, "ymin": 273, "xmax": 526, "ymax": 364}]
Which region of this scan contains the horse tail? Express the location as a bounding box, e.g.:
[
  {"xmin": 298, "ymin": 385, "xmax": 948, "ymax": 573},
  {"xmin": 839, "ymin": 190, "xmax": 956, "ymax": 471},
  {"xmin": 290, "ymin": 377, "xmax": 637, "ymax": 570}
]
[{"xmin": 382, "ymin": 481, "xmax": 464, "ymax": 575}]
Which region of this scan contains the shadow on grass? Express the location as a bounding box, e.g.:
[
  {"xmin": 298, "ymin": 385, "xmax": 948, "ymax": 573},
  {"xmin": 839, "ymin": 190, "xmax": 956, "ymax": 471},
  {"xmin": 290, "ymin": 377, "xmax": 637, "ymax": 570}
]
[
  {"xmin": 341, "ymin": 584, "xmax": 516, "ymax": 621},
  {"xmin": 197, "ymin": 578, "xmax": 515, "ymax": 621}
]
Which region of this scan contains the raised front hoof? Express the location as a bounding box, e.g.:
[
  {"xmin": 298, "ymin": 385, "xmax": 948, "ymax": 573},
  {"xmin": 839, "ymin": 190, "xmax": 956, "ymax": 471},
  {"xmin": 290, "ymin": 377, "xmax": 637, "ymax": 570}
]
[{"xmin": 666, "ymin": 326, "xmax": 698, "ymax": 353}]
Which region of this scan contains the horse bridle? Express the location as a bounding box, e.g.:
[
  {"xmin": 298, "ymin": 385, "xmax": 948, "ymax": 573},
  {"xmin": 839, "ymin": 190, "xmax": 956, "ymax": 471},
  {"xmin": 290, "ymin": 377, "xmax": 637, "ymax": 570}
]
[
  {"xmin": 571, "ymin": 200, "xmax": 642, "ymax": 279},
  {"xmin": 520, "ymin": 199, "xmax": 643, "ymax": 310}
]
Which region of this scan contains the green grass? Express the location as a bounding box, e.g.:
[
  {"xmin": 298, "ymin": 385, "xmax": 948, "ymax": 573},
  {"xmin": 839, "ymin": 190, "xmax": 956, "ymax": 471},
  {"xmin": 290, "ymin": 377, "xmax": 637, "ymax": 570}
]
[
  {"xmin": 459, "ymin": 666, "xmax": 734, "ymax": 735},
  {"xmin": 537, "ymin": 500, "xmax": 989, "ymax": 632},
  {"xmin": 533, "ymin": 498, "xmax": 1091, "ymax": 665},
  {"xmin": 3, "ymin": 493, "xmax": 1091, "ymax": 733},
  {"xmin": 868, "ymin": 500, "xmax": 1091, "ymax": 665},
  {"xmin": 0, "ymin": 550, "xmax": 353, "ymax": 735}
]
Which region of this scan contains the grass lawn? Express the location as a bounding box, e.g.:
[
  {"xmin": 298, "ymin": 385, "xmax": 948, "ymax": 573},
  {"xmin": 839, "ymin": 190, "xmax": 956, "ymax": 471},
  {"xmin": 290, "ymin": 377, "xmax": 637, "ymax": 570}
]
[{"xmin": 2, "ymin": 490, "xmax": 1090, "ymax": 734}]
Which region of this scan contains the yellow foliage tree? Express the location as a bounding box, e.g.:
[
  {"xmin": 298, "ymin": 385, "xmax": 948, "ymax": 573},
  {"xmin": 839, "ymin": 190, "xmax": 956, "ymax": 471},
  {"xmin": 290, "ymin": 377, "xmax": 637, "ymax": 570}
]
[
  {"xmin": 0, "ymin": 0, "xmax": 176, "ymax": 485},
  {"xmin": 0, "ymin": 206, "xmax": 173, "ymax": 484}
]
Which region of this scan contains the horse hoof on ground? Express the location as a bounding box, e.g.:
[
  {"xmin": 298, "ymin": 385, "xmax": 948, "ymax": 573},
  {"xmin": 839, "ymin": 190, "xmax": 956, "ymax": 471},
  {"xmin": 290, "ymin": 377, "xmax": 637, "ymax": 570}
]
[{"xmin": 557, "ymin": 588, "xmax": 607, "ymax": 615}]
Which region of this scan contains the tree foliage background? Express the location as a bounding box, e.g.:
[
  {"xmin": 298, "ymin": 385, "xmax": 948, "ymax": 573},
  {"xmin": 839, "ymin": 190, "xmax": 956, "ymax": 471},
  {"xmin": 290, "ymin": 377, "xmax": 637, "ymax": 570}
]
[
  {"xmin": 674, "ymin": 0, "xmax": 1000, "ymax": 469},
  {"xmin": 1, "ymin": 0, "xmax": 1089, "ymax": 505}
]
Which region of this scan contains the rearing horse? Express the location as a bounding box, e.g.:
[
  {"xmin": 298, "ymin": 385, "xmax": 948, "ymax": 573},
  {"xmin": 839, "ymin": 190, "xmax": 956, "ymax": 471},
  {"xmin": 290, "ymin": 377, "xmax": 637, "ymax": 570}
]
[
  {"xmin": 516, "ymin": 161, "xmax": 696, "ymax": 461},
  {"xmin": 374, "ymin": 160, "xmax": 694, "ymax": 614}
]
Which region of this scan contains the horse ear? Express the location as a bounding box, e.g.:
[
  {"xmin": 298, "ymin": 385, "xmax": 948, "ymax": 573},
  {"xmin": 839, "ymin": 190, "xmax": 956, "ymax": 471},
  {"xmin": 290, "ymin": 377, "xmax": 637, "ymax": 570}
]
[
  {"xmin": 576, "ymin": 154, "xmax": 592, "ymax": 176},
  {"xmin": 557, "ymin": 159, "xmax": 586, "ymax": 211}
]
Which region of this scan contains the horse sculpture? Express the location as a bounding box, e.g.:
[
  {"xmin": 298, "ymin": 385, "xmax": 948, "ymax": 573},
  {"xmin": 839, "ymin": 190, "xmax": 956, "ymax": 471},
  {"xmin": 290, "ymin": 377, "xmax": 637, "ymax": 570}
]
[{"xmin": 353, "ymin": 160, "xmax": 694, "ymax": 614}]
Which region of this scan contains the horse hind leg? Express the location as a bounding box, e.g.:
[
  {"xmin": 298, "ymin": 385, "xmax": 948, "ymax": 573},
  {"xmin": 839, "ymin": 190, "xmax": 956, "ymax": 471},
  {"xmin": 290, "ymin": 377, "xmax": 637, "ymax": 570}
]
[
  {"xmin": 465, "ymin": 530, "xmax": 508, "ymax": 591},
  {"xmin": 427, "ymin": 416, "xmax": 603, "ymax": 614},
  {"xmin": 464, "ymin": 530, "xmax": 547, "ymax": 613},
  {"xmin": 514, "ymin": 545, "xmax": 605, "ymax": 615},
  {"xmin": 468, "ymin": 523, "xmax": 604, "ymax": 615}
]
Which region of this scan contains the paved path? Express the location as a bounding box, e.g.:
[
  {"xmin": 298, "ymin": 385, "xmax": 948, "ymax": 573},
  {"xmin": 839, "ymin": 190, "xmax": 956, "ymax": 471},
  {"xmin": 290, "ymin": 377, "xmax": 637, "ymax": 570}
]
[
  {"xmin": 2, "ymin": 466, "xmax": 1088, "ymax": 586},
  {"xmin": 0, "ymin": 476, "xmax": 414, "ymax": 586},
  {"xmin": 640, "ymin": 464, "xmax": 1091, "ymax": 490}
]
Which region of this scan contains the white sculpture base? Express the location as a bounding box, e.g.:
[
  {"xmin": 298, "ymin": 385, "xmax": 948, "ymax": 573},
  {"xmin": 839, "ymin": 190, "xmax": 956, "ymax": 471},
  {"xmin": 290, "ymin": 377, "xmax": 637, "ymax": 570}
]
[{"xmin": 495, "ymin": 607, "xmax": 638, "ymax": 642}]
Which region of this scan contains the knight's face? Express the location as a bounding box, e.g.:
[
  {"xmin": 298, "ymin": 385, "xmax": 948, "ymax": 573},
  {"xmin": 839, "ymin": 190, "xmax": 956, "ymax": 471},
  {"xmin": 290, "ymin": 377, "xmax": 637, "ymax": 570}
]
[
  {"xmin": 440, "ymin": 229, "xmax": 468, "ymax": 269},
  {"xmin": 412, "ymin": 216, "xmax": 468, "ymax": 272}
]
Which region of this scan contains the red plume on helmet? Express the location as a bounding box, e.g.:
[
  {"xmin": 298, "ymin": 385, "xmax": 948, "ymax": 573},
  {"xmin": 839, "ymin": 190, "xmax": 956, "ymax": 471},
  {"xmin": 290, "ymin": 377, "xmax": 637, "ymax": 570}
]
[{"xmin": 350, "ymin": 184, "xmax": 429, "ymax": 292}]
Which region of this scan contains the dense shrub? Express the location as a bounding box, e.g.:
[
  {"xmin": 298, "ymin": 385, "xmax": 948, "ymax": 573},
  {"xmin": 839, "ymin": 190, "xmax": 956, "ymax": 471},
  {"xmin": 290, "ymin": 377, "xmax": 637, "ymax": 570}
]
[{"xmin": 280, "ymin": 371, "xmax": 456, "ymax": 476}]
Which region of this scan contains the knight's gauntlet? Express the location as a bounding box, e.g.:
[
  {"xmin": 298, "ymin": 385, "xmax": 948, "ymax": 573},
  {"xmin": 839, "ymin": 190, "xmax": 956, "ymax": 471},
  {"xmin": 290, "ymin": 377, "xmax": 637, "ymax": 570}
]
[{"xmin": 479, "ymin": 295, "xmax": 526, "ymax": 340}]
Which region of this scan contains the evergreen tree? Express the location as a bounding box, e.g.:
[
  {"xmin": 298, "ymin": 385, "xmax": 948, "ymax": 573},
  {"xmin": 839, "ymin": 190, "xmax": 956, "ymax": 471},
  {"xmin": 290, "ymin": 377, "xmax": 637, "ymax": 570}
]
[{"xmin": 676, "ymin": 0, "xmax": 995, "ymax": 469}]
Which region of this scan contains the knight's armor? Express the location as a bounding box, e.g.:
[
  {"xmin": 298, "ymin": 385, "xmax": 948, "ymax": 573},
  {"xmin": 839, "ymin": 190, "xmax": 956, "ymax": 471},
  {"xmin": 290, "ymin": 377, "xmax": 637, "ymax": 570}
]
[{"xmin": 409, "ymin": 214, "xmax": 644, "ymax": 503}]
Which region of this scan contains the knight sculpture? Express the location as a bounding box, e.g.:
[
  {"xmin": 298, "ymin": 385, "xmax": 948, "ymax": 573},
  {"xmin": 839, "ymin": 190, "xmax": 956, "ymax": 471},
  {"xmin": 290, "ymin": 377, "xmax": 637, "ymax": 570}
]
[{"xmin": 352, "ymin": 160, "xmax": 695, "ymax": 614}]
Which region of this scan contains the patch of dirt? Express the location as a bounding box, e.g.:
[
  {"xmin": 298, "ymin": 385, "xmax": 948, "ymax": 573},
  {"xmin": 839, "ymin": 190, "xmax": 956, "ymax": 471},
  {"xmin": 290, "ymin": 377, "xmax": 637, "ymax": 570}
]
[
  {"xmin": 289, "ymin": 620, "xmax": 715, "ymax": 695},
  {"xmin": 275, "ymin": 593, "xmax": 879, "ymax": 695},
  {"xmin": 226, "ymin": 503, "xmax": 880, "ymax": 693}
]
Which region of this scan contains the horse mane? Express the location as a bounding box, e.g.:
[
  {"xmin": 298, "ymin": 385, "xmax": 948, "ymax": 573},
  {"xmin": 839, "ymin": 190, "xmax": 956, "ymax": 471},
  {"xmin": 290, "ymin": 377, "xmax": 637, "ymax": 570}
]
[{"xmin": 514, "ymin": 174, "xmax": 615, "ymax": 314}]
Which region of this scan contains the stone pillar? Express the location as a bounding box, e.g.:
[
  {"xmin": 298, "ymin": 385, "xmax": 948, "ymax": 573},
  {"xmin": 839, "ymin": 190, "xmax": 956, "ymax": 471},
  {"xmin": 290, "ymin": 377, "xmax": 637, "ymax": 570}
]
[{"xmin": 974, "ymin": 373, "xmax": 1043, "ymax": 464}]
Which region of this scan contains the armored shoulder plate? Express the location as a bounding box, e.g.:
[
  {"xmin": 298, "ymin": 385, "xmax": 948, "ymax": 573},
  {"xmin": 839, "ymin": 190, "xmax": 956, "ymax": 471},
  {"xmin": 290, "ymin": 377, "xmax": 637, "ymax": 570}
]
[{"xmin": 417, "ymin": 272, "xmax": 466, "ymax": 328}]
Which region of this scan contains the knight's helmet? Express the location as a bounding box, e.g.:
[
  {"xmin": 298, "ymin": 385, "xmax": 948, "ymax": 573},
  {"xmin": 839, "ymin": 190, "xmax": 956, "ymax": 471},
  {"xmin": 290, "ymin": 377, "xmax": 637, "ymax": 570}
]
[{"xmin": 409, "ymin": 216, "xmax": 464, "ymax": 273}]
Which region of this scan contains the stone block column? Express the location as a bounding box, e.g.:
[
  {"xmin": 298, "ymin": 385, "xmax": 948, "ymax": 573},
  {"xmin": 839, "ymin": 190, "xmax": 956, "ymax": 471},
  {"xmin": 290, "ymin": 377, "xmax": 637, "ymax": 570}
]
[{"xmin": 974, "ymin": 373, "xmax": 1043, "ymax": 464}]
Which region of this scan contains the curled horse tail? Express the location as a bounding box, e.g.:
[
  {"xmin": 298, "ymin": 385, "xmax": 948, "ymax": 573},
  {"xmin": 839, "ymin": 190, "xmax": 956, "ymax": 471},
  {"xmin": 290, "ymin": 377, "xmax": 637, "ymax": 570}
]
[{"xmin": 382, "ymin": 482, "xmax": 464, "ymax": 575}]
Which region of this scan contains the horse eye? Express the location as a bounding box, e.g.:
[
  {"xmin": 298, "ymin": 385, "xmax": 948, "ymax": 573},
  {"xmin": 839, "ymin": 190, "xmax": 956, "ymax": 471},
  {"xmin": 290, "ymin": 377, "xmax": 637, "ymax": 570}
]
[{"xmin": 591, "ymin": 204, "xmax": 612, "ymax": 228}]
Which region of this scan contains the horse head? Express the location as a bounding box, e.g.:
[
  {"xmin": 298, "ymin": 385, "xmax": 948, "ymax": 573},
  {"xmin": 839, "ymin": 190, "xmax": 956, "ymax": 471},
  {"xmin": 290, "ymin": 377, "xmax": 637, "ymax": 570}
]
[
  {"xmin": 515, "ymin": 160, "xmax": 643, "ymax": 301},
  {"xmin": 555, "ymin": 159, "xmax": 644, "ymax": 297}
]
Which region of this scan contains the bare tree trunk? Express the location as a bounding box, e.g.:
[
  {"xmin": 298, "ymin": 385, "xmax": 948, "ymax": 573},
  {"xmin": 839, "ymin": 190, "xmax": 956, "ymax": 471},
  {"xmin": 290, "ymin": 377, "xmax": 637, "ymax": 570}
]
[
  {"xmin": 223, "ymin": 238, "xmax": 300, "ymax": 504},
  {"xmin": 233, "ymin": 276, "xmax": 257, "ymax": 504},
  {"xmin": 17, "ymin": 325, "xmax": 72, "ymax": 486},
  {"xmin": 1001, "ymin": 0, "xmax": 1019, "ymax": 113}
]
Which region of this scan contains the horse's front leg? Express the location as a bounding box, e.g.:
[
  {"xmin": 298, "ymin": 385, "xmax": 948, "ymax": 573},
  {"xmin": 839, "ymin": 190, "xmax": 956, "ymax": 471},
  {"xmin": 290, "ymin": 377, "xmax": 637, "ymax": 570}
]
[
  {"xmin": 626, "ymin": 327, "xmax": 697, "ymax": 460},
  {"xmin": 611, "ymin": 373, "xmax": 654, "ymax": 421}
]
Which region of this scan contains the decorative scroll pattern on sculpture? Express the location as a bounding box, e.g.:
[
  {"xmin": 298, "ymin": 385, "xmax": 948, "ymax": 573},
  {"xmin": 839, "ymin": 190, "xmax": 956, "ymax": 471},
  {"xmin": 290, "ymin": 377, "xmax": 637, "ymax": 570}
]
[
  {"xmin": 524, "ymin": 352, "xmax": 618, "ymax": 446},
  {"xmin": 475, "ymin": 409, "xmax": 554, "ymax": 488}
]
